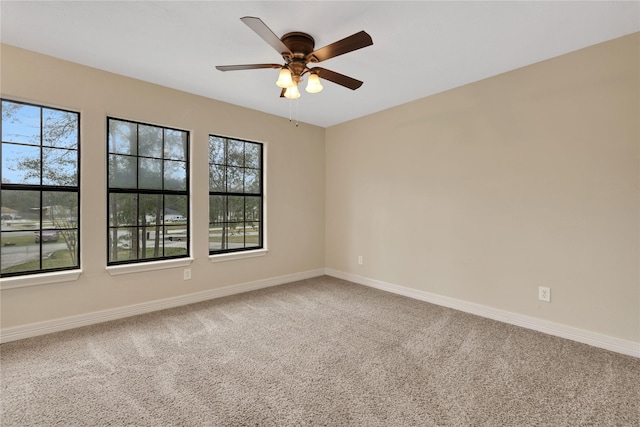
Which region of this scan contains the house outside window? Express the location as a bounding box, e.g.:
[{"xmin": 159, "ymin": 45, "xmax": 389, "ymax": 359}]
[
  {"xmin": 1, "ymin": 100, "xmax": 80, "ymax": 277},
  {"xmin": 107, "ymin": 117, "xmax": 189, "ymax": 265},
  {"xmin": 209, "ymin": 135, "xmax": 263, "ymax": 254}
]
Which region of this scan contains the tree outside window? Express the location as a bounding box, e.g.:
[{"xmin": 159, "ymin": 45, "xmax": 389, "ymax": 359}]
[
  {"xmin": 1, "ymin": 100, "xmax": 80, "ymax": 277},
  {"xmin": 107, "ymin": 118, "xmax": 189, "ymax": 265},
  {"xmin": 209, "ymin": 135, "xmax": 263, "ymax": 254}
]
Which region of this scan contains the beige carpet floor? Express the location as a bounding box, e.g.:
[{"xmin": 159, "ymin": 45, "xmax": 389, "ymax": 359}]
[{"xmin": 1, "ymin": 275, "xmax": 639, "ymax": 426}]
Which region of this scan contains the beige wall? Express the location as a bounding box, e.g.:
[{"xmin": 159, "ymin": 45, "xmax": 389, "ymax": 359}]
[
  {"xmin": 325, "ymin": 33, "xmax": 639, "ymax": 342},
  {"xmin": 2, "ymin": 33, "xmax": 638, "ymax": 344},
  {"xmin": 0, "ymin": 44, "xmax": 326, "ymax": 328}
]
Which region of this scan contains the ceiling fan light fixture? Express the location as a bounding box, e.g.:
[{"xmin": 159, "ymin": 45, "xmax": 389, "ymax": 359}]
[
  {"xmin": 276, "ymin": 67, "xmax": 295, "ymax": 88},
  {"xmin": 216, "ymin": 17, "xmax": 373, "ymax": 100},
  {"xmin": 284, "ymin": 84, "xmax": 301, "ymax": 99},
  {"xmin": 305, "ymin": 73, "xmax": 323, "ymax": 93}
]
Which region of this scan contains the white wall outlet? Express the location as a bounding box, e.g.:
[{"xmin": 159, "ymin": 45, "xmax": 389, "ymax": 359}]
[
  {"xmin": 183, "ymin": 268, "xmax": 192, "ymax": 280},
  {"xmin": 357, "ymin": 256, "xmax": 363, "ymax": 265},
  {"xmin": 538, "ymin": 286, "xmax": 550, "ymax": 302}
]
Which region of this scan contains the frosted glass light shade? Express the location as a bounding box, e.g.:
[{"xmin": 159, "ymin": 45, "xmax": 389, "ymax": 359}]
[
  {"xmin": 305, "ymin": 73, "xmax": 323, "ymax": 93},
  {"xmin": 284, "ymin": 84, "xmax": 301, "ymax": 99},
  {"xmin": 276, "ymin": 68, "xmax": 295, "ymax": 88}
]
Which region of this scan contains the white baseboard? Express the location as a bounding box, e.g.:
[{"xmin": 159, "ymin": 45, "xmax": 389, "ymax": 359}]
[
  {"xmin": 325, "ymin": 268, "xmax": 640, "ymax": 358},
  {"xmin": 0, "ymin": 269, "xmax": 325, "ymax": 344},
  {"xmin": 4, "ymin": 268, "xmax": 638, "ymax": 358}
]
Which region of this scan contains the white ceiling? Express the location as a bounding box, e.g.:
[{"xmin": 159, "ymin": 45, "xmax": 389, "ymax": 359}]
[{"xmin": 1, "ymin": 1, "xmax": 638, "ymax": 128}]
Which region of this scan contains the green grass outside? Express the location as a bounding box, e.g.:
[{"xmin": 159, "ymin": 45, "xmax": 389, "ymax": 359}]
[
  {"xmin": 110, "ymin": 246, "xmax": 187, "ymax": 262},
  {"xmin": 210, "ymin": 235, "xmax": 259, "ymax": 244},
  {"xmin": 1, "ymin": 249, "xmax": 76, "ymax": 274},
  {"xmin": 1, "ymin": 234, "xmax": 39, "ymax": 247}
]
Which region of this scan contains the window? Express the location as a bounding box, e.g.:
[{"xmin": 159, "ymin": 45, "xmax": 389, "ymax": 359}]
[
  {"xmin": 1, "ymin": 100, "xmax": 80, "ymax": 277},
  {"xmin": 209, "ymin": 135, "xmax": 263, "ymax": 254},
  {"xmin": 107, "ymin": 118, "xmax": 189, "ymax": 265}
]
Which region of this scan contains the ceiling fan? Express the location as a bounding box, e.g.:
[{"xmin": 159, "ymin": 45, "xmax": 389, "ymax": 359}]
[{"xmin": 215, "ymin": 17, "xmax": 373, "ymax": 99}]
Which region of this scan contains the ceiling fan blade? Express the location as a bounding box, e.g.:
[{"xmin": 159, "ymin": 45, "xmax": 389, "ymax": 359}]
[
  {"xmin": 309, "ymin": 31, "xmax": 373, "ymax": 63},
  {"xmin": 240, "ymin": 16, "xmax": 293, "ymax": 58},
  {"xmin": 312, "ymin": 67, "xmax": 363, "ymax": 90},
  {"xmin": 215, "ymin": 64, "xmax": 282, "ymax": 71}
]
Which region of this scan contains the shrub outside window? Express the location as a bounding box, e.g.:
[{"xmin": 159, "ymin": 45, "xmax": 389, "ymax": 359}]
[
  {"xmin": 1, "ymin": 100, "xmax": 80, "ymax": 277},
  {"xmin": 107, "ymin": 118, "xmax": 189, "ymax": 265},
  {"xmin": 209, "ymin": 135, "xmax": 263, "ymax": 254}
]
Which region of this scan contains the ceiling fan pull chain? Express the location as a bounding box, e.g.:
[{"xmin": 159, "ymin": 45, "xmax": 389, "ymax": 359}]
[{"xmin": 288, "ymin": 98, "xmax": 299, "ymax": 127}]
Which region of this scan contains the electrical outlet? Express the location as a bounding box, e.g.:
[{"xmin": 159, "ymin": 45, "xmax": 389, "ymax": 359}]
[
  {"xmin": 358, "ymin": 256, "xmax": 363, "ymax": 265},
  {"xmin": 538, "ymin": 286, "xmax": 550, "ymax": 302},
  {"xmin": 183, "ymin": 268, "xmax": 192, "ymax": 280}
]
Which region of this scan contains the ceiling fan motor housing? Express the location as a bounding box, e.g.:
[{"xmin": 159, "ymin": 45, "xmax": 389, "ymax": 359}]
[
  {"xmin": 281, "ymin": 32, "xmax": 316, "ymax": 78},
  {"xmin": 281, "ymin": 32, "xmax": 316, "ymax": 57}
]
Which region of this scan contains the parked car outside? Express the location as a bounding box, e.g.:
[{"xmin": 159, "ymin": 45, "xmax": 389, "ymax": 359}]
[{"xmin": 35, "ymin": 230, "xmax": 59, "ymax": 243}]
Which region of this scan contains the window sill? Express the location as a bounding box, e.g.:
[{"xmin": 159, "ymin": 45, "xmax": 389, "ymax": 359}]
[
  {"xmin": 1, "ymin": 269, "xmax": 82, "ymax": 290},
  {"xmin": 209, "ymin": 248, "xmax": 268, "ymax": 263},
  {"xmin": 107, "ymin": 258, "xmax": 193, "ymax": 276}
]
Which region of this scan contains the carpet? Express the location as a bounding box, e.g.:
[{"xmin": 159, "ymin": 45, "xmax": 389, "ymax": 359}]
[{"xmin": 1, "ymin": 276, "xmax": 638, "ymax": 426}]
